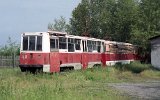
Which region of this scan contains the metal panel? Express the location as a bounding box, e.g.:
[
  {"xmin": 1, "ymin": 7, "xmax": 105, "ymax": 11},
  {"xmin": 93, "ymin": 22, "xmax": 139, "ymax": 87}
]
[
  {"xmin": 81, "ymin": 53, "xmax": 88, "ymax": 69},
  {"xmin": 50, "ymin": 52, "xmax": 60, "ymax": 72}
]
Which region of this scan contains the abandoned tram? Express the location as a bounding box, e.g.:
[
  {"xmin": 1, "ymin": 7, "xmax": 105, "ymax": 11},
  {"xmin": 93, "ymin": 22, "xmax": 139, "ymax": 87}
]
[{"xmin": 19, "ymin": 31, "xmax": 139, "ymax": 73}]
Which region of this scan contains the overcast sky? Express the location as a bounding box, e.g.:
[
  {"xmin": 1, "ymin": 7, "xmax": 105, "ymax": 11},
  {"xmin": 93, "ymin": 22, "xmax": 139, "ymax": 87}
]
[{"xmin": 0, "ymin": 0, "xmax": 81, "ymax": 46}]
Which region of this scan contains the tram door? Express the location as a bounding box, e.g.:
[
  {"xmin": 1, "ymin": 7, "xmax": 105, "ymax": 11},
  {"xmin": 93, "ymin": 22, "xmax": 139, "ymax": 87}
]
[
  {"xmin": 50, "ymin": 37, "xmax": 60, "ymax": 72},
  {"xmin": 81, "ymin": 40, "xmax": 88, "ymax": 69},
  {"xmin": 101, "ymin": 42, "xmax": 106, "ymax": 66}
]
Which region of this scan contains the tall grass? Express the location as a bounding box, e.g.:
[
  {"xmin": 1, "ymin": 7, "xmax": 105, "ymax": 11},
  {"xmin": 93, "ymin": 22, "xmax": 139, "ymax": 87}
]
[
  {"xmin": 0, "ymin": 68, "xmax": 130, "ymax": 100},
  {"xmin": 0, "ymin": 64, "xmax": 160, "ymax": 100}
]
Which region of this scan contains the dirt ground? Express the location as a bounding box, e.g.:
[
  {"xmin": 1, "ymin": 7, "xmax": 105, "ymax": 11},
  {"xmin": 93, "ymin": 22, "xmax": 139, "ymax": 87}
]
[{"xmin": 109, "ymin": 80, "xmax": 160, "ymax": 100}]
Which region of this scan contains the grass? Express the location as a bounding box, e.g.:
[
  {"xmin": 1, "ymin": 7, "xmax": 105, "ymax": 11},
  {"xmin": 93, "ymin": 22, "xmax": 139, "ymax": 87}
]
[{"xmin": 0, "ymin": 63, "xmax": 160, "ymax": 100}]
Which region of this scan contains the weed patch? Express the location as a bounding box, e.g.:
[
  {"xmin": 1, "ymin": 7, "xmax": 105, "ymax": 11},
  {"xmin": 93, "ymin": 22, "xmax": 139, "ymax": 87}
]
[
  {"xmin": 115, "ymin": 61, "xmax": 151, "ymax": 73},
  {"xmin": 0, "ymin": 66, "xmax": 159, "ymax": 100}
]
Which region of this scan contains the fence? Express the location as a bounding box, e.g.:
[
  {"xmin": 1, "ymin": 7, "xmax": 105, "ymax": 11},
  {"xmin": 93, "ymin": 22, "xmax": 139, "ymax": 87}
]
[{"xmin": 0, "ymin": 55, "xmax": 19, "ymax": 67}]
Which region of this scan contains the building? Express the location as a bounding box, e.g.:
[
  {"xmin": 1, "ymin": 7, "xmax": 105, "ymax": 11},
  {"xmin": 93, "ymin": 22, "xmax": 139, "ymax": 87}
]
[{"xmin": 150, "ymin": 35, "xmax": 160, "ymax": 70}]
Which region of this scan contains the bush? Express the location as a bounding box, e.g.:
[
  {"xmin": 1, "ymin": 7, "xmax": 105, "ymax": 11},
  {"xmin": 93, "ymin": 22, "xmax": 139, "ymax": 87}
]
[
  {"xmin": 115, "ymin": 61, "xmax": 151, "ymax": 73},
  {"xmin": 114, "ymin": 62, "xmax": 124, "ymax": 71}
]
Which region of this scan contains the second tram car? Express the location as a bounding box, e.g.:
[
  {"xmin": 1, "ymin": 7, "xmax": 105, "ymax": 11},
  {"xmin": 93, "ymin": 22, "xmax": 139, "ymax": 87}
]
[{"xmin": 19, "ymin": 31, "xmax": 139, "ymax": 73}]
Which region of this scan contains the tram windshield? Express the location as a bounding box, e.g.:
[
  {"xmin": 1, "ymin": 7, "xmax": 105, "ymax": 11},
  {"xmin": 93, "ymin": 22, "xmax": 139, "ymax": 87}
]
[{"xmin": 22, "ymin": 36, "xmax": 42, "ymax": 51}]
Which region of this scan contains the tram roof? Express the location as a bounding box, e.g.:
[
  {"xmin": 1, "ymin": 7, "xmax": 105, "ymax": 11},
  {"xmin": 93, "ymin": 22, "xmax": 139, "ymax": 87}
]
[
  {"xmin": 107, "ymin": 41, "xmax": 133, "ymax": 46},
  {"xmin": 21, "ymin": 31, "xmax": 133, "ymax": 45},
  {"xmin": 48, "ymin": 31, "xmax": 67, "ymax": 36},
  {"xmin": 21, "ymin": 32, "xmax": 48, "ymax": 36},
  {"xmin": 68, "ymin": 35, "xmax": 105, "ymax": 42}
]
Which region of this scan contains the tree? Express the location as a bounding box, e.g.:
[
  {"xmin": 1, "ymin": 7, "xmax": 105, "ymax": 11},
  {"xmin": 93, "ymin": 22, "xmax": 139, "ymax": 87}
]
[
  {"xmin": 70, "ymin": 0, "xmax": 160, "ymax": 62},
  {"xmin": 48, "ymin": 16, "xmax": 71, "ymax": 33},
  {"xmin": 130, "ymin": 0, "xmax": 160, "ymax": 56},
  {"xmin": 112, "ymin": 0, "xmax": 138, "ymax": 42},
  {"xmin": 0, "ymin": 37, "xmax": 19, "ymax": 56},
  {"xmin": 71, "ymin": 0, "xmax": 138, "ymax": 42},
  {"xmin": 71, "ymin": 0, "xmax": 111, "ymax": 37},
  {"xmin": 138, "ymin": 0, "xmax": 160, "ymax": 34},
  {"xmin": 70, "ymin": 0, "xmax": 91, "ymax": 36}
]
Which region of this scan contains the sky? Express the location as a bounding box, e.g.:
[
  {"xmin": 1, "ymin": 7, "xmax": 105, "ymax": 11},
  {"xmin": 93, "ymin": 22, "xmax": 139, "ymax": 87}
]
[{"xmin": 0, "ymin": 0, "xmax": 81, "ymax": 46}]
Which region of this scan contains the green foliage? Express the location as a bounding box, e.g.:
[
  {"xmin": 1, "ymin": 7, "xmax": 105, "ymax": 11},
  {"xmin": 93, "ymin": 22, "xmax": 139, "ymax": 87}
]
[
  {"xmin": 48, "ymin": 16, "xmax": 71, "ymax": 33},
  {"xmin": 0, "ymin": 37, "xmax": 20, "ymax": 56},
  {"xmin": 129, "ymin": 0, "xmax": 160, "ymax": 56},
  {"xmin": 138, "ymin": 0, "xmax": 160, "ymax": 33},
  {"xmin": 70, "ymin": 0, "xmax": 139, "ymax": 41},
  {"xmin": 111, "ymin": 0, "xmax": 138, "ymax": 42},
  {"xmin": 70, "ymin": 0, "xmax": 160, "ymax": 58},
  {"xmin": 70, "ymin": 0, "xmax": 91, "ymax": 36},
  {"xmin": 115, "ymin": 61, "xmax": 151, "ymax": 73}
]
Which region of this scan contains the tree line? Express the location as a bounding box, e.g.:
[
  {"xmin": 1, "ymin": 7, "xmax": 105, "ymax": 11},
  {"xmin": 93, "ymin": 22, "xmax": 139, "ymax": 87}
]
[{"xmin": 49, "ymin": 0, "xmax": 160, "ymax": 59}]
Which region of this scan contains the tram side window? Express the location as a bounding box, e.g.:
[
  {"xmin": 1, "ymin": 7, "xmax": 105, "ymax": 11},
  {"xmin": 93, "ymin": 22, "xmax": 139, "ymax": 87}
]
[
  {"xmin": 93, "ymin": 41, "xmax": 97, "ymax": 51},
  {"xmin": 82, "ymin": 41, "xmax": 87, "ymax": 52},
  {"xmin": 22, "ymin": 36, "xmax": 42, "ymax": 51},
  {"xmin": 59, "ymin": 37, "xmax": 67, "ymax": 49},
  {"xmin": 75, "ymin": 39, "xmax": 81, "ymax": 50},
  {"xmin": 118, "ymin": 44, "xmax": 125, "ymax": 53},
  {"xmin": 110, "ymin": 44, "xmax": 117, "ymax": 53},
  {"xmin": 50, "ymin": 39, "xmax": 58, "ymax": 51},
  {"xmin": 23, "ymin": 36, "xmax": 28, "ymax": 50},
  {"xmin": 68, "ymin": 38, "xmax": 75, "ymax": 52},
  {"xmin": 29, "ymin": 36, "xmax": 35, "ymax": 50},
  {"xmin": 36, "ymin": 36, "xmax": 42, "ymax": 50},
  {"xmin": 97, "ymin": 41, "xmax": 101, "ymax": 52},
  {"xmin": 105, "ymin": 44, "xmax": 110, "ymax": 52},
  {"xmin": 50, "ymin": 39, "xmax": 55, "ymax": 49},
  {"xmin": 102, "ymin": 42, "xmax": 106, "ymax": 52},
  {"xmin": 87, "ymin": 40, "xmax": 92, "ymax": 52}
]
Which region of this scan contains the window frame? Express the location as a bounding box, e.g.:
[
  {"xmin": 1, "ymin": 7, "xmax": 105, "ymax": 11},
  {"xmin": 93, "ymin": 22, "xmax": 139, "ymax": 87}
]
[
  {"xmin": 59, "ymin": 36, "xmax": 68, "ymax": 52},
  {"xmin": 22, "ymin": 36, "xmax": 29, "ymax": 51},
  {"xmin": 22, "ymin": 35, "xmax": 42, "ymax": 51},
  {"xmin": 50, "ymin": 37, "xmax": 59, "ymax": 52},
  {"xmin": 97, "ymin": 41, "xmax": 101, "ymax": 53},
  {"xmin": 75, "ymin": 39, "xmax": 81, "ymax": 51},
  {"xmin": 68, "ymin": 38, "xmax": 75, "ymax": 52},
  {"xmin": 36, "ymin": 36, "xmax": 42, "ymax": 51},
  {"xmin": 87, "ymin": 40, "xmax": 93, "ymax": 52},
  {"xmin": 82, "ymin": 40, "xmax": 87, "ymax": 52}
]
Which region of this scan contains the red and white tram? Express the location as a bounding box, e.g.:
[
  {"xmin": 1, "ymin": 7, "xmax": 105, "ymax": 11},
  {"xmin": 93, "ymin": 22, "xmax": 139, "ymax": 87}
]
[{"xmin": 19, "ymin": 31, "xmax": 139, "ymax": 73}]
